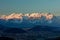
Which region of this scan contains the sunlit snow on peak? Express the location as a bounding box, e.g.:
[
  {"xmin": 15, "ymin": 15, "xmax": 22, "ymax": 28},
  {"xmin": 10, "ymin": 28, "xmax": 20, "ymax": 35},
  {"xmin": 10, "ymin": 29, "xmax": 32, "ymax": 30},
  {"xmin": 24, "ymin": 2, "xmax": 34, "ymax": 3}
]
[{"xmin": 0, "ymin": 13, "xmax": 54, "ymax": 20}]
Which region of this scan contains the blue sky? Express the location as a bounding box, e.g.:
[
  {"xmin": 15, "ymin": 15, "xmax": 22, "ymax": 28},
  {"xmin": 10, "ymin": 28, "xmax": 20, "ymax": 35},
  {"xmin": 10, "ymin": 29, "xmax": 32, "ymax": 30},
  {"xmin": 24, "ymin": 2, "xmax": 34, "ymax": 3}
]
[{"xmin": 0, "ymin": 0, "xmax": 60, "ymax": 16}]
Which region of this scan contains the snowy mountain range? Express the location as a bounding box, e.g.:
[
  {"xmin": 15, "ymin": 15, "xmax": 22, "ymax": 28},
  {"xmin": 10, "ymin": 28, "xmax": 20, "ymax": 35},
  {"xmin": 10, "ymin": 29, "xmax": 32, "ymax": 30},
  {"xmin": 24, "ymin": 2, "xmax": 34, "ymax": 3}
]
[
  {"xmin": 0, "ymin": 13, "xmax": 60, "ymax": 28},
  {"xmin": 0, "ymin": 13, "xmax": 60, "ymax": 40}
]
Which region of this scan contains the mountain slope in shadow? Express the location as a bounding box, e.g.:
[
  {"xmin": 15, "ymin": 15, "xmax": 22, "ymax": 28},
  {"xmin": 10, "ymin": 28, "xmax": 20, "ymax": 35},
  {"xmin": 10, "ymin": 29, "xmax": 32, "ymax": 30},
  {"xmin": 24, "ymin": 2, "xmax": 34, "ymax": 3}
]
[
  {"xmin": 27, "ymin": 25, "xmax": 60, "ymax": 39},
  {"xmin": 28, "ymin": 25, "xmax": 60, "ymax": 32},
  {"xmin": 0, "ymin": 24, "xmax": 27, "ymax": 33},
  {"xmin": 3, "ymin": 27, "xmax": 27, "ymax": 33}
]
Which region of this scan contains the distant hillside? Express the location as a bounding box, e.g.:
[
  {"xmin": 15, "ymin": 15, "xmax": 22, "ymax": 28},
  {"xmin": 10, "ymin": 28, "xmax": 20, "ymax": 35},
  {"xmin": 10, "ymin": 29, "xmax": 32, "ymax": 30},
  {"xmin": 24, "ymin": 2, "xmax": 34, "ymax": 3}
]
[{"xmin": 0, "ymin": 24, "xmax": 27, "ymax": 33}]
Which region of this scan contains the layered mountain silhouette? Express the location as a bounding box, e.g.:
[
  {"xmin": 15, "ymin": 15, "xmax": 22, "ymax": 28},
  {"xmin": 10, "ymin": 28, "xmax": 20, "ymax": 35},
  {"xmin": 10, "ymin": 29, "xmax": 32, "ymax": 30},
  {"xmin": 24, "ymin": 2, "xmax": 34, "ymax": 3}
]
[
  {"xmin": 0, "ymin": 24, "xmax": 60, "ymax": 40},
  {"xmin": 28, "ymin": 25, "xmax": 60, "ymax": 32},
  {"xmin": 3, "ymin": 28, "xmax": 27, "ymax": 33},
  {"xmin": 27, "ymin": 25, "xmax": 60, "ymax": 39},
  {"xmin": 0, "ymin": 24, "xmax": 26, "ymax": 33}
]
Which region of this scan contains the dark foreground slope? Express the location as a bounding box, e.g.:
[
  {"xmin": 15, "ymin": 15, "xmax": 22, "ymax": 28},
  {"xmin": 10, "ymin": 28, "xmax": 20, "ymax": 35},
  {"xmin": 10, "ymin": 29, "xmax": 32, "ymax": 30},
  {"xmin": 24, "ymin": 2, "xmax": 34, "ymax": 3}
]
[{"xmin": 0, "ymin": 25, "xmax": 60, "ymax": 40}]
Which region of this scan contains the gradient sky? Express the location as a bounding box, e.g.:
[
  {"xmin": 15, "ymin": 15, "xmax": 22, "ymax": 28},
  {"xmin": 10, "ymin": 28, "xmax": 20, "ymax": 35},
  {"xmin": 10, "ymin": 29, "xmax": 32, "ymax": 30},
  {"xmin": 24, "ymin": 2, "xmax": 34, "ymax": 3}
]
[{"xmin": 0, "ymin": 0, "xmax": 60, "ymax": 16}]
